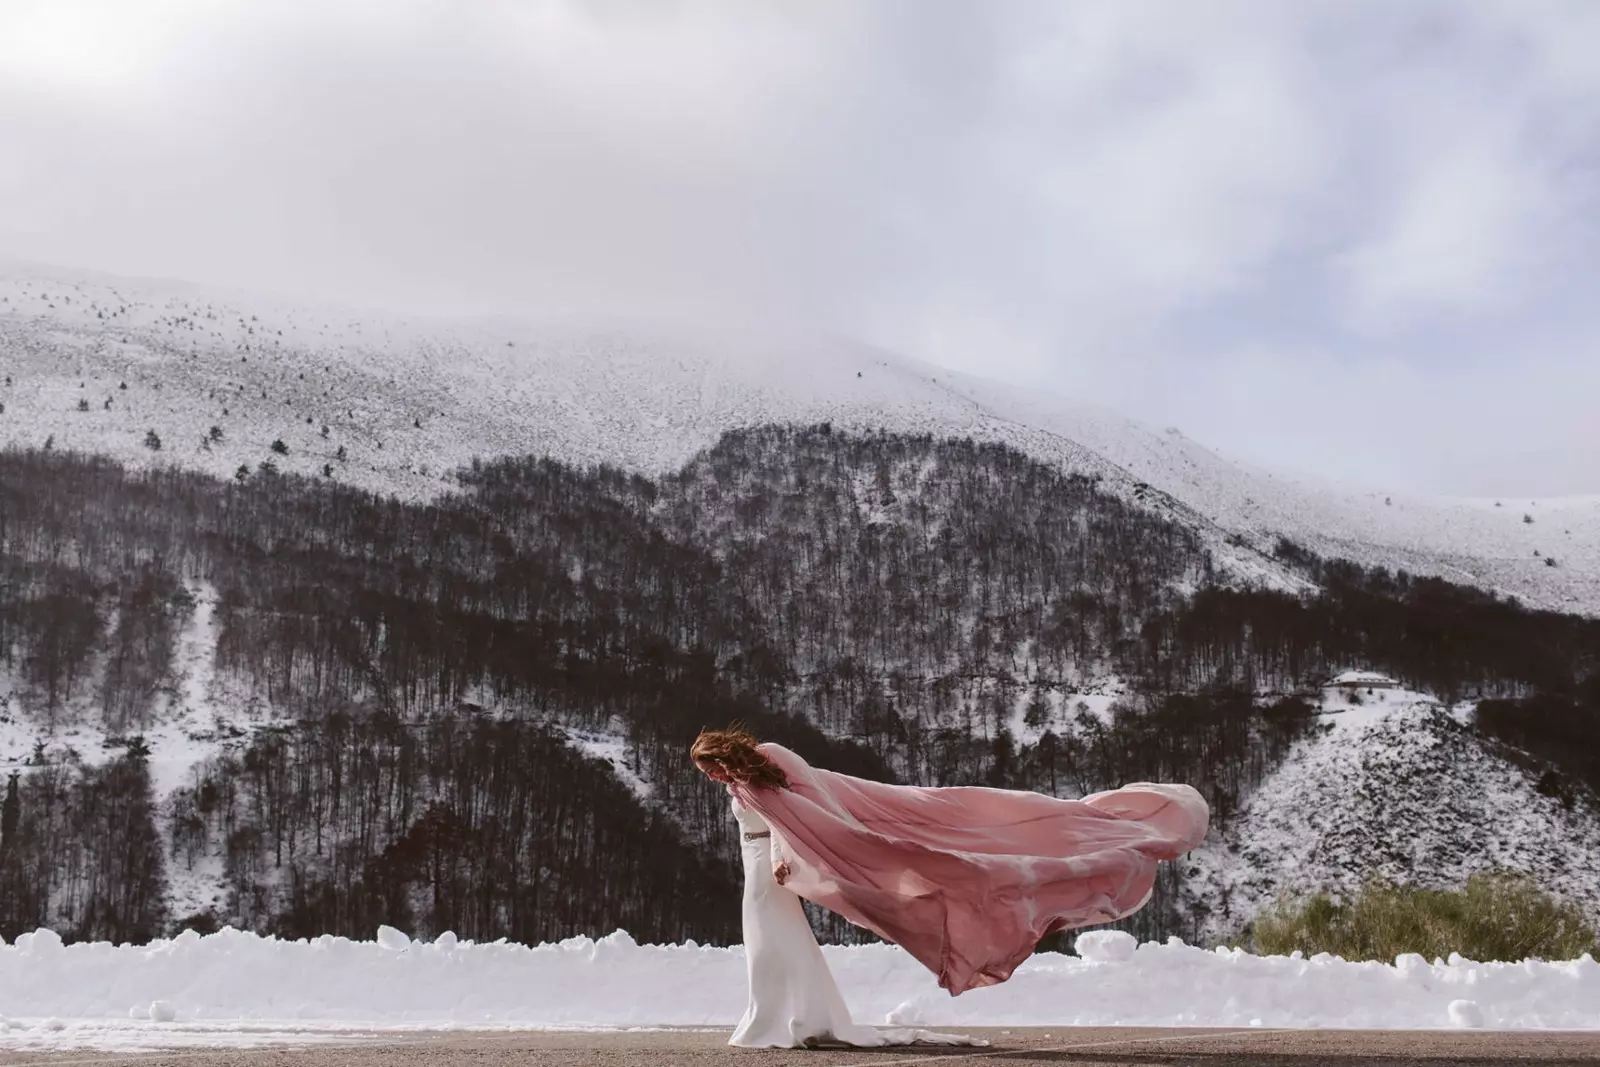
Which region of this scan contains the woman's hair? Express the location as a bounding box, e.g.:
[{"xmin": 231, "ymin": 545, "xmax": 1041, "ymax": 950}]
[{"xmin": 690, "ymin": 726, "xmax": 790, "ymax": 790}]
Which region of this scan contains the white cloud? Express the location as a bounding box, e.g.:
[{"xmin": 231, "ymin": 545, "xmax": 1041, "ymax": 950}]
[
  {"xmin": 1332, "ymin": 57, "xmax": 1566, "ymax": 326},
  {"xmin": 0, "ymin": 0, "xmax": 1597, "ymax": 492}
]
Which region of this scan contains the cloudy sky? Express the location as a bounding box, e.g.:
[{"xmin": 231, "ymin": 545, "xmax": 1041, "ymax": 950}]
[{"xmin": 3, "ymin": 1, "xmax": 1597, "ymax": 494}]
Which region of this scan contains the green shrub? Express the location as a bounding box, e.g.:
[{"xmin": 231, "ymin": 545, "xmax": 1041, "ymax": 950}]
[{"xmin": 1251, "ymin": 873, "xmax": 1599, "ymax": 962}]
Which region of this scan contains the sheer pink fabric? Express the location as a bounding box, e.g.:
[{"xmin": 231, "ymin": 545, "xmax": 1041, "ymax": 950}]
[{"xmin": 730, "ymin": 742, "xmax": 1209, "ymax": 996}]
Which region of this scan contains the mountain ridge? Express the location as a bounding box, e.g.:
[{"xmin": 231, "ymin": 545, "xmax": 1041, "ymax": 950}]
[{"xmin": 2, "ymin": 261, "xmax": 1595, "ymax": 615}]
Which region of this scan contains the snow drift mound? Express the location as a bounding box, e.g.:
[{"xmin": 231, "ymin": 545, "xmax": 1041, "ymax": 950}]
[{"xmin": 0, "ymin": 926, "xmax": 1597, "ymax": 1051}]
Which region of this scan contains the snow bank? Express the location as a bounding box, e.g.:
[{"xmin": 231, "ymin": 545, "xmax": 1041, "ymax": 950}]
[{"xmin": 1, "ymin": 927, "xmax": 1598, "ymax": 1051}]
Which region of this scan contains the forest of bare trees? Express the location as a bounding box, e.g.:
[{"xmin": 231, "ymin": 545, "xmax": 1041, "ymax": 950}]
[{"xmin": 1, "ymin": 427, "xmax": 1596, "ymax": 946}]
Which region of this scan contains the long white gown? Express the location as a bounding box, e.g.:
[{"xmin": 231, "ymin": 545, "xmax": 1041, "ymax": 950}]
[{"xmin": 728, "ymin": 796, "xmax": 983, "ymax": 1049}]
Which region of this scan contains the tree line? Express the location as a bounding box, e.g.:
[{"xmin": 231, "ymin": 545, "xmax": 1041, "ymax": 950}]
[{"xmin": 0, "ymin": 430, "xmax": 1594, "ymax": 945}]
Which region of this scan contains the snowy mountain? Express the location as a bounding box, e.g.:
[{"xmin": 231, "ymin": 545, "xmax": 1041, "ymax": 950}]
[
  {"xmin": 3, "ymin": 259, "xmax": 1599, "ymax": 949},
  {"xmin": 3, "ymin": 259, "xmax": 1596, "ymax": 616}
]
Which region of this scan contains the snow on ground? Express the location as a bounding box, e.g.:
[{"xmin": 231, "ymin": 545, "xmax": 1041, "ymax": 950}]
[
  {"xmin": 4, "ymin": 260, "xmax": 1597, "ymax": 614},
  {"xmin": 556, "ymin": 723, "xmax": 653, "ymax": 801},
  {"xmin": 0, "ymin": 926, "xmax": 1594, "ymax": 1053},
  {"xmin": 18, "ymin": 582, "xmax": 238, "ymax": 922},
  {"xmin": 1008, "ymin": 679, "xmax": 1127, "ymax": 747},
  {"xmin": 0, "ymin": 666, "xmax": 35, "ymax": 768},
  {"xmin": 153, "ymin": 585, "xmax": 232, "ymax": 921},
  {"xmin": 1185, "ymin": 691, "xmax": 1600, "ymax": 943},
  {"xmin": 145, "ymin": 583, "xmax": 226, "ymax": 798},
  {"xmin": 1314, "ymin": 682, "xmax": 1439, "ymax": 729}
]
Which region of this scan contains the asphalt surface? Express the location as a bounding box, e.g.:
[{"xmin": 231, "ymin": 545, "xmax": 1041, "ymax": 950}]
[{"xmin": 3, "ymin": 1027, "xmax": 1599, "ymax": 1067}]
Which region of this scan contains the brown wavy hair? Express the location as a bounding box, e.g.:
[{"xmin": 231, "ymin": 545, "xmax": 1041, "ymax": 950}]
[{"xmin": 690, "ymin": 726, "xmax": 790, "ymax": 790}]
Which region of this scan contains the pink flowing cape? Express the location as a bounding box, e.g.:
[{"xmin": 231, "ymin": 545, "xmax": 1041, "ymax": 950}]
[{"xmin": 731, "ymin": 743, "xmax": 1209, "ymax": 996}]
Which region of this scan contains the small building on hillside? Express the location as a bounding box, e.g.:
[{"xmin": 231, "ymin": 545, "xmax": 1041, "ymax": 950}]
[{"xmin": 1324, "ymin": 669, "xmax": 1400, "ymax": 695}]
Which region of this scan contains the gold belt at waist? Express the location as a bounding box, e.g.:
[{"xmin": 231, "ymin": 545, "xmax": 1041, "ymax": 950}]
[{"xmin": 743, "ymin": 831, "xmax": 771, "ymax": 841}]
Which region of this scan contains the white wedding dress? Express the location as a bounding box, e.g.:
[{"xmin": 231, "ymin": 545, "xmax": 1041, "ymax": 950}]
[{"xmin": 728, "ymin": 796, "xmax": 983, "ymax": 1049}]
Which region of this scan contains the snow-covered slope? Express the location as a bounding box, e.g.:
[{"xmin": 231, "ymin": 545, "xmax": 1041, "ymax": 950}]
[
  {"xmin": 1186, "ymin": 691, "xmax": 1600, "ymax": 940},
  {"xmin": 947, "ymin": 375, "xmax": 1600, "ymax": 614},
  {"xmin": 3, "ymin": 260, "xmax": 1597, "ymax": 613}
]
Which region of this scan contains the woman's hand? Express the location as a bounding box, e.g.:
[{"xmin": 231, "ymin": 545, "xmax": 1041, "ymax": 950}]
[{"xmin": 773, "ymin": 861, "xmax": 792, "ymax": 886}]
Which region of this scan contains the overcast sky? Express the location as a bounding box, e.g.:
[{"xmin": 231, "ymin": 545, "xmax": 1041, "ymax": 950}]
[{"xmin": 3, "ymin": 1, "xmax": 1598, "ymax": 495}]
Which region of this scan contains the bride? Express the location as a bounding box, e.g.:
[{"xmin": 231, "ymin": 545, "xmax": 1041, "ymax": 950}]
[
  {"xmin": 691, "ymin": 727, "xmax": 1209, "ymax": 1050},
  {"xmin": 725, "ymin": 790, "xmax": 977, "ymax": 1048}
]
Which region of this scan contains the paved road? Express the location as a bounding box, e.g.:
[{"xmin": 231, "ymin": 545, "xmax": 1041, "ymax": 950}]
[{"xmin": 3, "ymin": 1027, "xmax": 1599, "ymax": 1067}]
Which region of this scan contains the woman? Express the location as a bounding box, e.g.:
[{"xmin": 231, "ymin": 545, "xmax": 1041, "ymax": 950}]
[{"xmin": 691, "ymin": 727, "xmax": 1209, "ymax": 1049}]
